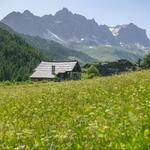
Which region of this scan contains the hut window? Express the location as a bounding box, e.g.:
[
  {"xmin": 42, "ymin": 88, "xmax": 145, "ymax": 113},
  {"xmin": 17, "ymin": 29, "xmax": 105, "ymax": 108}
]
[
  {"xmin": 73, "ymin": 73, "xmax": 78, "ymax": 79},
  {"xmin": 52, "ymin": 65, "xmax": 55, "ymax": 74}
]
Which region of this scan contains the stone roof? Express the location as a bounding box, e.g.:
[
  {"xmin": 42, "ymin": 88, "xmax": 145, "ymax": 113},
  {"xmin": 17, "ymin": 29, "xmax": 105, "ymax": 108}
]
[{"xmin": 30, "ymin": 61, "xmax": 79, "ymax": 79}]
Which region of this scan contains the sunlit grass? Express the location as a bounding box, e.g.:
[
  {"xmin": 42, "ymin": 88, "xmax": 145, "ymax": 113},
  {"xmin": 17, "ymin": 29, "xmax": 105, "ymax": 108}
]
[{"xmin": 0, "ymin": 70, "xmax": 150, "ymax": 149}]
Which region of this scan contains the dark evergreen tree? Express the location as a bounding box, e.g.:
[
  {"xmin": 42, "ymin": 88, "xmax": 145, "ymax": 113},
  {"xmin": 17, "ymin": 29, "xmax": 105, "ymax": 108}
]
[
  {"xmin": 0, "ymin": 27, "xmax": 45, "ymax": 81},
  {"xmin": 142, "ymin": 54, "xmax": 150, "ymax": 68}
]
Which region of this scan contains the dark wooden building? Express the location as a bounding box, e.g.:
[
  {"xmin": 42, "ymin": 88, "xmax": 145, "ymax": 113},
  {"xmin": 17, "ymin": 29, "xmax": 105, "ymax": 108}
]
[
  {"xmin": 84, "ymin": 59, "xmax": 136, "ymax": 76},
  {"xmin": 30, "ymin": 61, "xmax": 82, "ymax": 81}
]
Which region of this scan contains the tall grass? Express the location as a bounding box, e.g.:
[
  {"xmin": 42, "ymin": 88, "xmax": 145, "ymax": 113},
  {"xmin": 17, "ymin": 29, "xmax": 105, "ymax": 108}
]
[{"xmin": 0, "ymin": 70, "xmax": 150, "ymax": 149}]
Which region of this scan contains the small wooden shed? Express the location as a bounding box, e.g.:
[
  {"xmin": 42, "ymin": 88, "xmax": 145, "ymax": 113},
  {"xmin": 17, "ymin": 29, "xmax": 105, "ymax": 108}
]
[{"xmin": 30, "ymin": 61, "xmax": 82, "ymax": 81}]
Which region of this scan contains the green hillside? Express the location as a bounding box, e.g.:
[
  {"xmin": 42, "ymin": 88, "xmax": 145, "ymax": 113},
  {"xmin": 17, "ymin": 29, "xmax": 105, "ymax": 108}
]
[
  {"xmin": 22, "ymin": 35, "xmax": 96, "ymax": 64},
  {"xmin": 0, "ymin": 22, "xmax": 95, "ymax": 81},
  {"xmin": 0, "ymin": 22, "xmax": 14, "ymax": 33},
  {"xmin": 71, "ymin": 44, "xmax": 149, "ymax": 62},
  {"xmin": 0, "ymin": 70, "xmax": 150, "ymax": 149},
  {"xmin": 0, "ymin": 27, "xmax": 46, "ymax": 81},
  {"xmin": 0, "ymin": 22, "xmax": 95, "ymax": 64}
]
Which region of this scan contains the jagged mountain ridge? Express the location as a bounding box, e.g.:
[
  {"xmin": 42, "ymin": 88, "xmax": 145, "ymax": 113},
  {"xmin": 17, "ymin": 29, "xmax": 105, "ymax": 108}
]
[
  {"xmin": 109, "ymin": 23, "xmax": 150, "ymax": 47},
  {"xmin": 2, "ymin": 8, "xmax": 115, "ymax": 44},
  {"xmin": 0, "ymin": 21, "xmax": 95, "ymax": 64},
  {"xmin": 2, "ymin": 8, "xmax": 150, "ymax": 47}
]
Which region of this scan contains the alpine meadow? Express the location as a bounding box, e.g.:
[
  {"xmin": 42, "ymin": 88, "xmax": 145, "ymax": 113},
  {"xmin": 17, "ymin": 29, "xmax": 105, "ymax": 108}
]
[
  {"xmin": 0, "ymin": 0, "xmax": 150, "ymax": 149},
  {"xmin": 0, "ymin": 70, "xmax": 150, "ymax": 149}
]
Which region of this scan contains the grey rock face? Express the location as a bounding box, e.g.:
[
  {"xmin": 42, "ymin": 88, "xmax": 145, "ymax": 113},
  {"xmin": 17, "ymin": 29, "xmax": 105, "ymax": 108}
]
[{"xmin": 2, "ymin": 9, "xmax": 150, "ymax": 47}]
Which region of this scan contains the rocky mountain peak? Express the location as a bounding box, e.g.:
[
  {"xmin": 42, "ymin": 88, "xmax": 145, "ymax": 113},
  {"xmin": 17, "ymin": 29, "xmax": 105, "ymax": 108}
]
[
  {"xmin": 23, "ymin": 10, "xmax": 34, "ymax": 17},
  {"xmin": 1, "ymin": 8, "xmax": 150, "ymax": 47},
  {"xmin": 55, "ymin": 8, "xmax": 73, "ymax": 17}
]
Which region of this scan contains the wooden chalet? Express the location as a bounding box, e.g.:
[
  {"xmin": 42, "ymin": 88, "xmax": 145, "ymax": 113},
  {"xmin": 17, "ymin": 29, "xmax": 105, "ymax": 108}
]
[{"xmin": 30, "ymin": 61, "xmax": 82, "ymax": 81}]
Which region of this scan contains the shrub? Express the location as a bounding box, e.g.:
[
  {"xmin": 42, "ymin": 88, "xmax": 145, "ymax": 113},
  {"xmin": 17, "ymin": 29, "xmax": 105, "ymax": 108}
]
[
  {"xmin": 84, "ymin": 65, "xmax": 99, "ymax": 79},
  {"xmin": 142, "ymin": 53, "xmax": 150, "ymax": 68}
]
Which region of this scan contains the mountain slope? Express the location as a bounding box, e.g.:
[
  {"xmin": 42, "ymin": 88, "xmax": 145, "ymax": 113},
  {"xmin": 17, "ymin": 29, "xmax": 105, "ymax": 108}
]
[
  {"xmin": 0, "ymin": 21, "xmax": 15, "ymax": 33},
  {"xmin": 110, "ymin": 23, "xmax": 150, "ymax": 47},
  {"xmin": 21, "ymin": 34, "xmax": 96, "ymax": 64},
  {"xmin": 71, "ymin": 44, "xmax": 150, "ymax": 62},
  {"xmin": 1, "ymin": 9, "xmax": 115, "ymax": 44},
  {"xmin": 0, "ymin": 22, "xmax": 96, "ymax": 65},
  {"xmin": 2, "ymin": 8, "xmax": 150, "ymax": 47},
  {"xmin": 2, "ymin": 9, "xmax": 150, "ymax": 64},
  {"xmin": 0, "ymin": 25, "xmax": 45, "ymax": 81}
]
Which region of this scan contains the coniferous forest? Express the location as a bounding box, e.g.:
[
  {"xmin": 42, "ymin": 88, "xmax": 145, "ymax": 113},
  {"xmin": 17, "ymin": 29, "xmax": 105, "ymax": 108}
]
[{"xmin": 0, "ymin": 28, "xmax": 44, "ymax": 81}]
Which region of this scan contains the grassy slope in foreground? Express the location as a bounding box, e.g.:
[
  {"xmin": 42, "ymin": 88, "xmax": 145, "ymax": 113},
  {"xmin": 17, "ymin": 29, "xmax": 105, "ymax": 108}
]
[{"xmin": 0, "ymin": 70, "xmax": 150, "ymax": 149}]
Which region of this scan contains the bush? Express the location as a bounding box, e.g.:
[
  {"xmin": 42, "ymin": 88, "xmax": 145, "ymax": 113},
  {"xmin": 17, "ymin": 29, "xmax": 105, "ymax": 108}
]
[
  {"xmin": 3, "ymin": 81, "xmax": 12, "ymax": 86},
  {"xmin": 83, "ymin": 65, "xmax": 100, "ymax": 79},
  {"xmin": 142, "ymin": 54, "xmax": 150, "ymax": 68}
]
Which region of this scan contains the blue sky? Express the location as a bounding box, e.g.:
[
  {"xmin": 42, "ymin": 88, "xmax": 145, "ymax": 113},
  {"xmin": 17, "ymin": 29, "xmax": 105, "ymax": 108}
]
[{"xmin": 1, "ymin": 0, "xmax": 150, "ymax": 37}]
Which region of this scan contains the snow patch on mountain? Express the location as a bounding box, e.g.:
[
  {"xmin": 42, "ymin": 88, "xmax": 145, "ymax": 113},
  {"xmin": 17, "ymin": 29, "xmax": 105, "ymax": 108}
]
[
  {"xmin": 109, "ymin": 25, "xmax": 127, "ymax": 36},
  {"xmin": 105, "ymin": 44, "xmax": 112, "ymax": 47},
  {"xmin": 134, "ymin": 43, "xmax": 146, "ymax": 50}
]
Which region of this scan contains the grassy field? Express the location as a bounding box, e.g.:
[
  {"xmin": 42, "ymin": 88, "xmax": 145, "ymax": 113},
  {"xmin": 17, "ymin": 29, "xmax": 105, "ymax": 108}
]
[{"xmin": 0, "ymin": 70, "xmax": 150, "ymax": 149}]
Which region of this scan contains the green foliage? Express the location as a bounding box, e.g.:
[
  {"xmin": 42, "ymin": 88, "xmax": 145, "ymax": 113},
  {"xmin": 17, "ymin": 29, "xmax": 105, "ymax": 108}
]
[
  {"xmin": 84, "ymin": 65, "xmax": 99, "ymax": 79},
  {"xmin": 0, "ymin": 27, "xmax": 45, "ymax": 81},
  {"xmin": 87, "ymin": 65, "xmax": 99, "ymax": 75},
  {"xmin": 0, "ymin": 70, "xmax": 150, "ymax": 149},
  {"xmin": 142, "ymin": 53, "xmax": 150, "ymax": 68}
]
